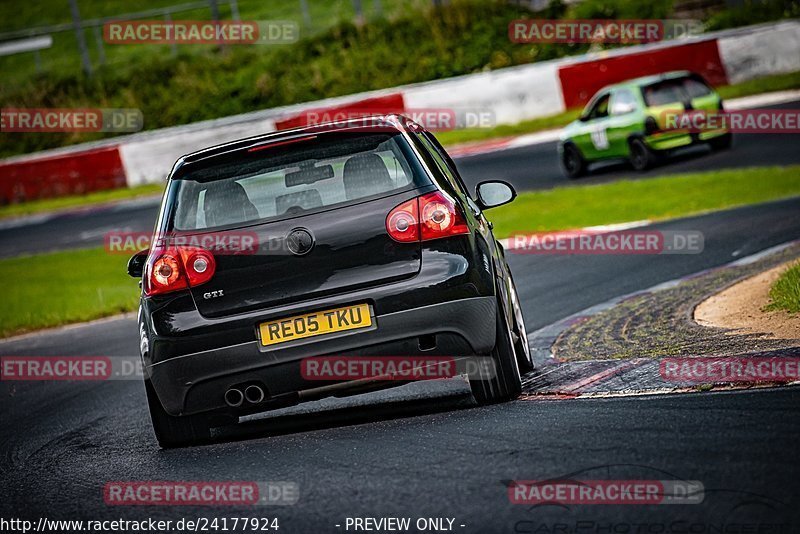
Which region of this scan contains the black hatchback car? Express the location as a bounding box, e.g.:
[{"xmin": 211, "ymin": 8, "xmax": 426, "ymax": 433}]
[{"xmin": 128, "ymin": 115, "xmax": 532, "ymax": 447}]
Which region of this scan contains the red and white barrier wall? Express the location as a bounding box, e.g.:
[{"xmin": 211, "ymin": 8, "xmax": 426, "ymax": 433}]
[
  {"xmin": 0, "ymin": 146, "xmax": 126, "ymax": 203},
  {"xmin": 1, "ymin": 20, "xmax": 798, "ymax": 201}
]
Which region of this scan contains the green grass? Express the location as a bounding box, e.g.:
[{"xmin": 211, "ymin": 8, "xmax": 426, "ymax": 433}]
[
  {"xmin": 2, "ymin": 1, "xmax": 557, "ymax": 158},
  {"xmin": 765, "ymin": 262, "xmax": 800, "ymax": 313},
  {"xmin": 0, "ymin": 183, "xmax": 165, "ymax": 219},
  {"xmin": 486, "ymin": 165, "xmax": 800, "ymax": 238},
  {"xmin": 3, "ymin": 0, "xmax": 799, "ymax": 159},
  {"xmin": 437, "ymin": 109, "xmax": 581, "ymax": 146},
  {"xmin": 0, "ymin": 247, "xmax": 140, "ymax": 338},
  {"xmin": 0, "ymin": 0, "xmax": 423, "ymax": 86},
  {"xmin": 716, "ymin": 71, "xmax": 800, "ymax": 100}
]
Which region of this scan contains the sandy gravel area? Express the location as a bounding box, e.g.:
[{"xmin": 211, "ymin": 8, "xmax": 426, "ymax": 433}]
[{"xmin": 695, "ymin": 261, "xmax": 800, "ymax": 340}]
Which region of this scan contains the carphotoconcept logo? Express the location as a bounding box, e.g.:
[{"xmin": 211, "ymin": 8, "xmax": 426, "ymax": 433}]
[
  {"xmin": 1, "ymin": 108, "xmax": 143, "ymax": 133},
  {"xmin": 508, "ymin": 229, "xmax": 704, "ymax": 255},
  {"xmin": 103, "ymin": 20, "xmax": 298, "ymax": 45}
]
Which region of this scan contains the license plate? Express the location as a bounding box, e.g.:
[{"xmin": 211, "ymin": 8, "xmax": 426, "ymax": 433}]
[{"xmin": 258, "ymin": 303, "xmax": 372, "ymax": 347}]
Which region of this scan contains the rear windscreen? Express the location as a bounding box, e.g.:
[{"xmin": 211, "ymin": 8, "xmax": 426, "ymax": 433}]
[
  {"xmin": 167, "ymin": 132, "xmax": 428, "ymax": 231},
  {"xmin": 642, "ymin": 76, "xmax": 713, "ymax": 107}
]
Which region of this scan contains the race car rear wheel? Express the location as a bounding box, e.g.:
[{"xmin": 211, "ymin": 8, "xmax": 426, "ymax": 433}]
[
  {"xmin": 562, "ymin": 143, "xmax": 587, "ymax": 179},
  {"xmin": 629, "ymin": 138, "xmax": 657, "ymax": 171},
  {"xmin": 470, "ymin": 298, "xmax": 522, "ymax": 405},
  {"xmin": 145, "ymin": 378, "xmax": 211, "ymax": 448},
  {"xmin": 708, "ymin": 132, "xmax": 733, "ymax": 151}
]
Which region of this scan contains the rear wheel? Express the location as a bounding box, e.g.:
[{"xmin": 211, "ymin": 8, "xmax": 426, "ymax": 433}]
[
  {"xmin": 628, "ymin": 138, "xmax": 657, "ymax": 171},
  {"xmin": 508, "ymin": 275, "xmax": 533, "ymax": 373},
  {"xmin": 470, "ymin": 298, "xmax": 522, "ymax": 405},
  {"xmin": 144, "ymin": 378, "xmax": 211, "ymax": 448},
  {"xmin": 561, "ymin": 144, "xmax": 587, "ymax": 179},
  {"xmin": 708, "ymin": 132, "xmax": 732, "ymax": 151}
]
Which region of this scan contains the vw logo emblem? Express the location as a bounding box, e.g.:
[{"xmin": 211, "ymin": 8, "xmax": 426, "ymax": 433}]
[{"xmin": 287, "ymin": 228, "xmax": 314, "ymax": 256}]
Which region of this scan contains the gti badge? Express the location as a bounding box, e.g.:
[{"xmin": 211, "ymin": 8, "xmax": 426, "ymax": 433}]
[
  {"xmin": 203, "ymin": 289, "xmax": 224, "ymax": 299},
  {"xmin": 287, "ymin": 228, "xmax": 314, "ymax": 256}
]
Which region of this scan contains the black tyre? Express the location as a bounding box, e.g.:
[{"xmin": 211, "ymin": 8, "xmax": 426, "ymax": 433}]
[
  {"xmin": 508, "ymin": 274, "xmax": 533, "ymax": 373},
  {"xmin": 628, "ymin": 138, "xmax": 657, "ymax": 171},
  {"xmin": 708, "ymin": 132, "xmax": 732, "ymax": 151},
  {"xmin": 561, "ymin": 143, "xmax": 587, "ymax": 179},
  {"xmin": 144, "ymin": 378, "xmax": 211, "ymax": 448},
  {"xmin": 470, "ymin": 298, "xmax": 522, "ymax": 405}
]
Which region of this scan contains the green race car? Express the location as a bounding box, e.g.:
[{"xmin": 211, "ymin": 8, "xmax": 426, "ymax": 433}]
[{"xmin": 558, "ymin": 71, "xmax": 732, "ymax": 179}]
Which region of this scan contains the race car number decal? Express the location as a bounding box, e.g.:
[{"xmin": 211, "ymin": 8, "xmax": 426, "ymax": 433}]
[{"xmin": 590, "ymin": 126, "xmax": 609, "ymax": 150}]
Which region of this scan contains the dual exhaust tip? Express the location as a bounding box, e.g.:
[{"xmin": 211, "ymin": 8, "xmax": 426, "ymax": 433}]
[{"xmin": 224, "ymin": 384, "xmax": 265, "ymax": 407}]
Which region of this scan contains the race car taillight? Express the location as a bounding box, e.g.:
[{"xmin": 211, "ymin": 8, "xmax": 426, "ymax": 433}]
[
  {"xmin": 144, "ymin": 246, "xmax": 216, "ymax": 296},
  {"xmin": 386, "ymin": 191, "xmax": 469, "ymax": 243}
]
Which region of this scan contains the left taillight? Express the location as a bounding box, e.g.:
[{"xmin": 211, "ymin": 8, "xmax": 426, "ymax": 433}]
[
  {"xmin": 386, "ymin": 191, "xmax": 469, "ymax": 243},
  {"xmin": 143, "ymin": 246, "xmax": 216, "ymax": 296}
]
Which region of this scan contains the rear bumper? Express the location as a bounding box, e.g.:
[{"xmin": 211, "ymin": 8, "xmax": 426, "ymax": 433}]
[
  {"xmin": 147, "ymin": 296, "xmax": 496, "ymax": 416},
  {"xmin": 646, "ymin": 128, "xmax": 729, "ymax": 151}
]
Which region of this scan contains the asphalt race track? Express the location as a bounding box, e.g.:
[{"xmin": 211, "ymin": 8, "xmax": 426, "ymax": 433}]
[
  {"xmin": 1, "ymin": 99, "xmax": 799, "ymax": 259},
  {"xmin": 2, "ymin": 196, "xmax": 800, "ymax": 529}
]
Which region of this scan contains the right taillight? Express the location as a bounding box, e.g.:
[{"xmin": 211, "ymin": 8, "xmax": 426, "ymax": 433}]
[
  {"xmin": 144, "ymin": 246, "xmax": 216, "ymax": 296},
  {"xmin": 386, "ymin": 191, "xmax": 469, "ymax": 243}
]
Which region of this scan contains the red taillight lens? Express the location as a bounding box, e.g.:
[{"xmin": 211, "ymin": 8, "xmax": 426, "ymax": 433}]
[
  {"xmin": 144, "ymin": 246, "xmax": 216, "ymax": 296},
  {"xmin": 152, "ymin": 254, "xmax": 182, "ymax": 287},
  {"xmin": 182, "ymin": 248, "xmax": 216, "ymax": 287},
  {"xmin": 386, "ymin": 198, "xmax": 419, "ymax": 242},
  {"xmin": 419, "ymin": 191, "xmax": 469, "ymax": 240},
  {"xmin": 386, "ymin": 191, "xmax": 469, "ymax": 243}
]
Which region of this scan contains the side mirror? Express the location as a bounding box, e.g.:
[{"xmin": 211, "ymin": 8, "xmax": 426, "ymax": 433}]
[
  {"xmin": 127, "ymin": 249, "xmax": 149, "ymax": 278},
  {"xmin": 475, "ymin": 181, "xmax": 516, "ymax": 210}
]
